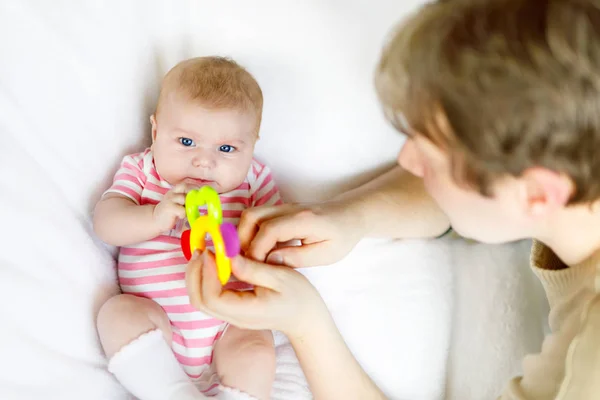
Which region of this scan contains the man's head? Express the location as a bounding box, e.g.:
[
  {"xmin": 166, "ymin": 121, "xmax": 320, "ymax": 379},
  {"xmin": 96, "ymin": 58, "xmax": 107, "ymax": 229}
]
[
  {"xmin": 151, "ymin": 56, "xmax": 263, "ymax": 193},
  {"xmin": 376, "ymin": 0, "xmax": 600, "ymax": 243}
]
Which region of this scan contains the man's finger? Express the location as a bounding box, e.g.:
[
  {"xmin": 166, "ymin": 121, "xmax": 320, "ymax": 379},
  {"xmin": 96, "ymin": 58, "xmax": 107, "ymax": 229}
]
[
  {"xmin": 230, "ymin": 256, "xmax": 287, "ymax": 292},
  {"xmin": 266, "ymin": 242, "xmax": 332, "ymax": 268},
  {"xmin": 238, "ymin": 204, "xmax": 300, "ymax": 251},
  {"xmin": 246, "ymin": 213, "xmax": 317, "ymax": 262},
  {"xmin": 200, "ymin": 251, "xmax": 227, "ymax": 307},
  {"xmin": 198, "ymin": 254, "xmax": 263, "ymax": 323},
  {"xmin": 185, "ymin": 251, "xmax": 205, "ymax": 311}
]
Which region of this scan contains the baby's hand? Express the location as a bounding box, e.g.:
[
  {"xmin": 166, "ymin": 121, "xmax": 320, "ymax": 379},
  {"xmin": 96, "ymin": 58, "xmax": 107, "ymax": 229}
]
[{"xmin": 152, "ymin": 183, "xmax": 189, "ymax": 232}]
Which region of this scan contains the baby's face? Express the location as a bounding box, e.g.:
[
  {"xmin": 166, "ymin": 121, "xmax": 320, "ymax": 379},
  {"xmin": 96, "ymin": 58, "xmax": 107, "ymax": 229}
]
[{"xmin": 151, "ymin": 95, "xmax": 258, "ymax": 193}]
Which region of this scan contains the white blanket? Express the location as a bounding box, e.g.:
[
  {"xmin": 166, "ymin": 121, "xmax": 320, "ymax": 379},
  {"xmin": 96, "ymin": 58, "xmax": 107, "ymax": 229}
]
[{"xmin": 0, "ymin": 1, "xmax": 546, "ymax": 399}]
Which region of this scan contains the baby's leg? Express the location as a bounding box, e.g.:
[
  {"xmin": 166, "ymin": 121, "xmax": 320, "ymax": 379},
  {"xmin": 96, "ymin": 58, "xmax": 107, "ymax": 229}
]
[
  {"xmin": 97, "ymin": 294, "xmax": 205, "ymax": 400},
  {"xmin": 213, "ymin": 326, "xmax": 276, "ymax": 400},
  {"xmin": 97, "ymin": 293, "xmax": 172, "ymax": 358}
]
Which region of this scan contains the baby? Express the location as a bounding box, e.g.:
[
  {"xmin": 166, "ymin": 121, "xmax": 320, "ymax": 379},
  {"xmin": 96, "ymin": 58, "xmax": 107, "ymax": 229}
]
[{"xmin": 94, "ymin": 57, "xmax": 281, "ymax": 400}]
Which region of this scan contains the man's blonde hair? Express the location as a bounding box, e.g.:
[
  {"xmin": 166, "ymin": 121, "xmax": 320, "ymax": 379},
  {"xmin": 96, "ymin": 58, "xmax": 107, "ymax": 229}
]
[
  {"xmin": 157, "ymin": 56, "xmax": 263, "ymax": 132},
  {"xmin": 376, "ymin": 0, "xmax": 600, "ymax": 203}
]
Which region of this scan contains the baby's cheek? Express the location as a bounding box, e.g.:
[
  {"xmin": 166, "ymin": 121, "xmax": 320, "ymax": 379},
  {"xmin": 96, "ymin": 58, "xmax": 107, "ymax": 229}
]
[
  {"xmin": 161, "ymin": 163, "xmax": 187, "ymax": 186},
  {"xmin": 223, "ymin": 162, "xmax": 249, "ymax": 188}
]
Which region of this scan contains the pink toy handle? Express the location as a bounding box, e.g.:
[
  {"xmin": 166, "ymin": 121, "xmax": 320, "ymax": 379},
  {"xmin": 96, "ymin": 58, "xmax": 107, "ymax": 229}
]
[{"xmin": 220, "ymin": 222, "xmax": 240, "ymax": 258}]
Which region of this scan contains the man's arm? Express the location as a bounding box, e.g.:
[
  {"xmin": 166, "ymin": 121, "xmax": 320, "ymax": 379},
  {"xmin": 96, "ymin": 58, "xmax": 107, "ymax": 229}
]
[
  {"xmin": 285, "ymin": 167, "xmax": 447, "ymax": 395},
  {"xmin": 289, "ymin": 315, "xmax": 387, "ymax": 400},
  {"xmin": 334, "ymin": 165, "xmax": 450, "ymax": 239},
  {"xmin": 239, "ymin": 165, "xmax": 450, "ymax": 267},
  {"xmin": 186, "ymin": 252, "xmax": 388, "ymax": 400}
]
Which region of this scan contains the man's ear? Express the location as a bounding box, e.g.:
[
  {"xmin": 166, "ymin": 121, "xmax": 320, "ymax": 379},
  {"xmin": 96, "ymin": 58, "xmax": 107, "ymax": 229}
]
[
  {"xmin": 150, "ymin": 114, "xmax": 158, "ymax": 144},
  {"xmin": 521, "ymin": 168, "xmax": 574, "ymax": 217}
]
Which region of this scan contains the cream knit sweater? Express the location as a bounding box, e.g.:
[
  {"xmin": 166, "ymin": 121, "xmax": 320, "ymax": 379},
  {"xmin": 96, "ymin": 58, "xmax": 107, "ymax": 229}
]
[{"xmin": 500, "ymin": 241, "xmax": 600, "ymax": 399}]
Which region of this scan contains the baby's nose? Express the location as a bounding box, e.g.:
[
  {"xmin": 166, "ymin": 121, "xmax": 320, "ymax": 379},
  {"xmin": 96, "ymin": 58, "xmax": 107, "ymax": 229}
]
[{"xmin": 192, "ymin": 152, "xmax": 216, "ymax": 168}]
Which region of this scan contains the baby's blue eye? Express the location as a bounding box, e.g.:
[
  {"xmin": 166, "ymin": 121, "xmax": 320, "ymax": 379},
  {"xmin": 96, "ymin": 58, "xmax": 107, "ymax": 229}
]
[
  {"xmin": 219, "ymin": 145, "xmax": 235, "ymax": 153},
  {"xmin": 179, "ymin": 137, "xmax": 195, "ymax": 147}
]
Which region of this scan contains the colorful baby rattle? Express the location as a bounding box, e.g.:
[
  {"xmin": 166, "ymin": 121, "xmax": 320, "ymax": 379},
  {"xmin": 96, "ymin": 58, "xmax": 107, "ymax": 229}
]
[{"xmin": 180, "ymin": 186, "xmax": 240, "ymax": 285}]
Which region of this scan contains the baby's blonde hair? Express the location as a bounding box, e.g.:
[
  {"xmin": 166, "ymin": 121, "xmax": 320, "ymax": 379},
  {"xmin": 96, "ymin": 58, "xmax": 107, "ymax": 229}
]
[{"xmin": 157, "ymin": 56, "xmax": 263, "ymax": 132}]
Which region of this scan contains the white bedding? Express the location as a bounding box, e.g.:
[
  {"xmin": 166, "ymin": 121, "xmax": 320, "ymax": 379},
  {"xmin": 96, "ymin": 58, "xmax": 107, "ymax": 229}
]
[{"xmin": 0, "ymin": 1, "xmax": 547, "ymax": 399}]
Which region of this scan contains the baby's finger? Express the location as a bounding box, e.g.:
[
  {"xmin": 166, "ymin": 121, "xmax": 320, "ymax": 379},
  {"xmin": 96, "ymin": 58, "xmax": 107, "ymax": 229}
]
[
  {"xmin": 168, "ymin": 192, "xmax": 186, "ymax": 206},
  {"xmin": 171, "ymin": 183, "xmax": 192, "ymax": 194},
  {"xmin": 170, "ymin": 203, "xmax": 186, "ymax": 219}
]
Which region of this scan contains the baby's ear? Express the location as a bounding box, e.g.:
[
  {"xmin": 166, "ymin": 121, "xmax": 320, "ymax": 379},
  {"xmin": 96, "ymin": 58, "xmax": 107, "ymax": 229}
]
[{"xmin": 150, "ymin": 114, "xmax": 158, "ymax": 143}]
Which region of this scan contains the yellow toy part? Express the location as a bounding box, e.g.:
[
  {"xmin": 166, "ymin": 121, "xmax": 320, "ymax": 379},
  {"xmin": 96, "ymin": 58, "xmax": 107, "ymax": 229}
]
[
  {"xmin": 185, "ymin": 185, "xmax": 223, "ymax": 226},
  {"xmin": 189, "ymin": 216, "xmax": 232, "ymax": 285}
]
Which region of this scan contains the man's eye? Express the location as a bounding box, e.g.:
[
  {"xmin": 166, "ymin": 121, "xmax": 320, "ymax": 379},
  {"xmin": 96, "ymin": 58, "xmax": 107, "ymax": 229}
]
[
  {"xmin": 219, "ymin": 145, "xmax": 236, "ymax": 153},
  {"xmin": 179, "ymin": 137, "xmax": 195, "ymax": 147}
]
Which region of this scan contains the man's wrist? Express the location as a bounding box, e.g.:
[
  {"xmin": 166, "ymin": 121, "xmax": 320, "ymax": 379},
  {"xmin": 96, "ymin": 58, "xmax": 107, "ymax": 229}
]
[
  {"xmin": 286, "ymin": 305, "xmax": 336, "ymax": 344},
  {"xmin": 337, "ymin": 195, "xmax": 371, "ymax": 239},
  {"xmin": 276, "ymin": 272, "xmax": 337, "ymax": 345}
]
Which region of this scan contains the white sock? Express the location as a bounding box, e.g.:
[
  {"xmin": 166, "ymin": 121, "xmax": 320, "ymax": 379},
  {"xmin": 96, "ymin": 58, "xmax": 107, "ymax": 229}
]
[{"xmin": 108, "ymin": 329, "xmax": 207, "ymax": 400}]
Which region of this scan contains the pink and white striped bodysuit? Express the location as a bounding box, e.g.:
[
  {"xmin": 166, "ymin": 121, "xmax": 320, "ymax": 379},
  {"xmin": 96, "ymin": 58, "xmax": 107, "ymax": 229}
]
[{"xmin": 104, "ymin": 148, "xmax": 282, "ymax": 394}]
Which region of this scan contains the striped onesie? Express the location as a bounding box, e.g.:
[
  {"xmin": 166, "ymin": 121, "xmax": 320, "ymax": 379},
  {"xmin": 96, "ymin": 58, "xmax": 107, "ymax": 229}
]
[{"xmin": 104, "ymin": 148, "xmax": 282, "ymax": 394}]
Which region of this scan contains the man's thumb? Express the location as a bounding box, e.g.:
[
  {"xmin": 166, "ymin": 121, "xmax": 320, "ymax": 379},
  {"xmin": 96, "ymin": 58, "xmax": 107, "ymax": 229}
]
[{"xmin": 231, "ymin": 256, "xmax": 284, "ymax": 291}]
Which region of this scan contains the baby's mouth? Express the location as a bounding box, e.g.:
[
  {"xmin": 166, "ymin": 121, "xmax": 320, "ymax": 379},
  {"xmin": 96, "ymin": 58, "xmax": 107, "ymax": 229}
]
[{"xmin": 184, "ymin": 177, "xmax": 214, "ymax": 186}]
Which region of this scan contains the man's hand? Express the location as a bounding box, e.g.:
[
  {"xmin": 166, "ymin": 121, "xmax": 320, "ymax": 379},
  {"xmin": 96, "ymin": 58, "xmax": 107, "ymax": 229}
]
[
  {"xmin": 186, "ymin": 250, "xmax": 329, "ymax": 338},
  {"xmin": 237, "ymin": 201, "xmax": 366, "ymax": 268}
]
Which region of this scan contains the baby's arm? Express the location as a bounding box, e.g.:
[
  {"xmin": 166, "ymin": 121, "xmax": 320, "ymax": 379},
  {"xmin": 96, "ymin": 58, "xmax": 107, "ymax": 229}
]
[
  {"xmin": 93, "ymin": 154, "xmax": 187, "ymax": 246},
  {"xmin": 93, "ymin": 193, "xmax": 162, "ymax": 246},
  {"xmin": 93, "ymin": 154, "xmax": 162, "ymax": 246},
  {"xmin": 94, "ymin": 184, "xmax": 188, "ymax": 246}
]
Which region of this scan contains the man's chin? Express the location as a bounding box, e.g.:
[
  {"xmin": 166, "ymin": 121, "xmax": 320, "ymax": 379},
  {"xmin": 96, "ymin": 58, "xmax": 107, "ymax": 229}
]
[
  {"xmin": 451, "ymin": 224, "xmax": 486, "ymax": 243},
  {"xmin": 453, "ymin": 227, "xmax": 517, "ymax": 245}
]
